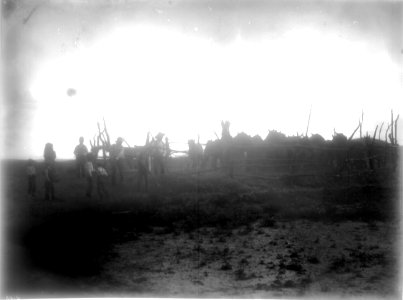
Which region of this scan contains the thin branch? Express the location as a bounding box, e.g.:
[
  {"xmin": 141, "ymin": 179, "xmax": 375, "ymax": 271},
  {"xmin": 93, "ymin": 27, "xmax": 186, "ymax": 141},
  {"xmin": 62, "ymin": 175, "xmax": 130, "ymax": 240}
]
[
  {"xmin": 385, "ymin": 124, "xmax": 391, "ymax": 143},
  {"xmin": 23, "ymin": 5, "xmax": 40, "ymax": 25},
  {"xmin": 305, "ymin": 105, "xmax": 312, "ymax": 137},
  {"xmin": 378, "ymin": 122, "xmax": 384, "ymax": 140},
  {"xmin": 391, "ymin": 110, "xmax": 394, "ymax": 144},
  {"xmin": 372, "ymin": 125, "xmax": 378, "ymax": 143},
  {"xmin": 394, "ymin": 114, "xmax": 400, "ymax": 145},
  {"xmin": 103, "ymin": 118, "xmax": 111, "ymax": 147},
  {"xmin": 123, "ymin": 139, "xmax": 131, "ymax": 148},
  {"xmin": 349, "ymin": 121, "xmax": 361, "ymax": 141}
]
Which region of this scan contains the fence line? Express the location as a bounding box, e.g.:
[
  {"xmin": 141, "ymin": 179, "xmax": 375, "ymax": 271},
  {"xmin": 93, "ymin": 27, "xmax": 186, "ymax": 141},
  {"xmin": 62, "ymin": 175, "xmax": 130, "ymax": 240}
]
[
  {"xmin": 123, "ymin": 140, "xmax": 399, "ymax": 155},
  {"xmin": 165, "ymin": 153, "xmax": 388, "ymax": 166},
  {"xmin": 165, "ymin": 144, "xmax": 399, "ymax": 157},
  {"xmin": 174, "ymin": 141, "xmax": 399, "ymax": 150},
  {"xmin": 166, "ymin": 165, "xmax": 394, "ymax": 181},
  {"xmin": 117, "ymin": 144, "xmax": 399, "ymax": 182}
]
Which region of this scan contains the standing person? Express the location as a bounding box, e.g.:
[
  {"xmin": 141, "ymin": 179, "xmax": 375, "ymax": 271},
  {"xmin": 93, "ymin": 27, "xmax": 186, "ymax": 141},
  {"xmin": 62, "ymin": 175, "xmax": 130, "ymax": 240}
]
[
  {"xmin": 110, "ymin": 137, "xmax": 125, "ymax": 185},
  {"xmin": 43, "ymin": 143, "xmax": 57, "ymax": 200},
  {"xmin": 153, "ymin": 133, "xmax": 165, "ymax": 175},
  {"xmin": 188, "ymin": 139, "xmax": 203, "ymax": 170},
  {"xmin": 44, "ymin": 143, "xmax": 56, "ymax": 165},
  {"xmin": 95, "ymin": 161, "xmax": 109, "ymax": 200},
  {"xmin": 85, "ymin": 153, "xmax": 95, "ymax": 198},
  {"xmin": 164, "ymin": 137, "xmax": 171, "ymax": 166},
  {"xmin": 148, "ymin": 136, "xmax": 155, "ymax": 173},
  {"xmin": 74, "ymin": 137, "xmax": 88, "ymax": 178},
  {"xmin": 26, "ymin": 159, "xmax": 36, "ymax": 198},
  {"xmin": 136, "ymin": 148, "xmax": 149, "ymax": 192}
]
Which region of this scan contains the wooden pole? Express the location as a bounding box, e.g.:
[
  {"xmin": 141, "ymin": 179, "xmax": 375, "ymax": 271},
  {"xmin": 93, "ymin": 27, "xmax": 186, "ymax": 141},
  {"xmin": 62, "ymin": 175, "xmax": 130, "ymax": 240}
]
[
  {"xmin": 305, "ymin": 105, "xmax": 312, "ymax": 137},
  {"xmin": 372, "ymin": 125, "xmax": 378, "ymax": 143},
  {"xmin": 391, "ymin": 110, "xmax": 394, "ymax": 144},
  {"xmin": 385, "ymin": 124, "xmax": 391, "ymax": 143},
  {"xmin": 349, "ymin": 121, "xmax": 361, "ymax": 141},
  {"xmin": 103, "ymin": 118, "xmax": 111, "ymax": 147},
  {"xmin": 378, "ymin": 122, "xmax": 384, "ymax": 140},
  {"xmin": 395, "ymin": 115, "xmax": 399, "ymax": 145}
]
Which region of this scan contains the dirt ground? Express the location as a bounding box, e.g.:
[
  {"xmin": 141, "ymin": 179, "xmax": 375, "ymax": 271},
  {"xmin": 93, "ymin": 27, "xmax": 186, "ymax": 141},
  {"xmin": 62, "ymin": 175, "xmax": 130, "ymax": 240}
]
[
  {"xmin": 1, "ymin": 159, "xmax": 401, "ymax": 298},
  {"xmin": 98, "ymin": 220, "xmax": 399, "ymax": 298},
  {"xmin": 10, "ymin": 220, "xmax": 399, "ymax": 298}
]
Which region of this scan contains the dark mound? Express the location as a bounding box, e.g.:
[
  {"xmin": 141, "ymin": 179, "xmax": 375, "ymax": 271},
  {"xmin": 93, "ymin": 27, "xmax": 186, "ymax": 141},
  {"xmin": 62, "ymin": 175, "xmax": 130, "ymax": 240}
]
[{"xmin": 22, "ymin": 208, "xmax": 113, "ymax": 277}]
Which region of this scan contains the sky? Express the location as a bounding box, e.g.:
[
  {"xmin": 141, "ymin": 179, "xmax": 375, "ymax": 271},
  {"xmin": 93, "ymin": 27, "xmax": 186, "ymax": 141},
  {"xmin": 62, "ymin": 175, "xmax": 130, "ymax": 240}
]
[{"xmin": 1, "ymin": 0, "xmax": 402, "ymax": 159}]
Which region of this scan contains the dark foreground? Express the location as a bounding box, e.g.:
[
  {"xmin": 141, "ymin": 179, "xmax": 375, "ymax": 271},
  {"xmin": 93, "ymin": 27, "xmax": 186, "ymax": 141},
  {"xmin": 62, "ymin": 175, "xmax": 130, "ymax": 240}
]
[{"xmin": 1, "ymin": 159, "xmax": 401, "ymax": 298}]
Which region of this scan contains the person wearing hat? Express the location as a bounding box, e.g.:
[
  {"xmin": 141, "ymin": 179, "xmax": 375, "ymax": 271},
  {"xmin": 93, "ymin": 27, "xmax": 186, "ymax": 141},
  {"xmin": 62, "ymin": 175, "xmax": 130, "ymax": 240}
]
[
  {"xmin": 153, "ymin": 133, "xmax": 165, "ymax": 175},
  {"xmin": 74, "ymin": 137, "xmax": 88, "ymax": 178},
  {"xmin": 110, "ymin": 137, "xmax": 125, "ymax": 185}
]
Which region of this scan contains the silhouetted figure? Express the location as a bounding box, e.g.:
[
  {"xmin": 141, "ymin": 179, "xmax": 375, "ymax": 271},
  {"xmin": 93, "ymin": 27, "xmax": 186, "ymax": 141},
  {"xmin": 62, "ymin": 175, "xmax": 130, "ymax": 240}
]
[
  {"xmin": 85, "ymin": 153, "xmax": 95, "ymax": 198},
  {"xmin": 153, "ymin": 133, "xmax": 165, "ymax": 175},
  {"xmin": 26, "ymin": 159, "xmax": 36, "ymax": 198},
  {"xmin": 221, "ymin": 120, "xmax": 231, "ymax": 141},
  {"xmin": 221, "ymin": 121, "xmax": 234, "ymax": 178},
  {"xmin": 331, "ymin": 132, "xmax": 348, "ymax": 171},
  {"xmin": 148, "ymin": 137, "xmax": 155, "ymax": 172},
  {"xmin": 43, "ymin": 143, "xmax": 57, "ymax": 200},
  {"xmin": 95, "ymin": 162, "xmax": 109, "ymax": 200},
  {"xmin": 203, "ymin": 140, "xmax": 221, "ymax": 169},
  {"xmin": 136, "ymin": 148, "xmax": 149, "ymax": 192},
  {"xmin": 164, "ymin": 137, "xmax": 171, "ymax": 165},
  {"xmin": 145, "ymin": 132, "xmax": 152, "ymax": 172},
  {"xmin": 188, "ymin": 139, "xmax": 203, "ymax": 170},
  {"xmin": 74, "ymin": 137, "xmax": 88, "ymax": 178},
  {"xmin": 44, "ymin": 142, "xmax": 56, "ymax": 165},
  {"xmin": 43, "ymin": 164, "xmax": 55, "ymax": 200},
  {"xmin": 110, "ymin": 137, "xmax": 125, "ymax": 185}
]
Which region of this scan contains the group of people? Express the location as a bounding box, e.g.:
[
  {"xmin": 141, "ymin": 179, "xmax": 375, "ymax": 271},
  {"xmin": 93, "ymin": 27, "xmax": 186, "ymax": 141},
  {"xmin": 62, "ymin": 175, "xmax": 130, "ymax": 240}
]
[
  {"xmin": 26, "ymin": 143, "xmax": 57, "ymax": 200},
  {"xmin": 75, "ymin": 132, "xmax": 171, "ymax": 197},
  {"xmin": 74, "ymin": 137, "xmax": 109, "ymax": 199},
  {"xmin": 26, "ymin": 133, "xmax": 171, "ymax": 201}
]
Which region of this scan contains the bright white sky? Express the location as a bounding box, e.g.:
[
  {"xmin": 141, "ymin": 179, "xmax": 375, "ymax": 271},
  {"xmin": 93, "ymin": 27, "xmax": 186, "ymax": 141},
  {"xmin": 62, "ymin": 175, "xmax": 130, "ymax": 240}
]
[{"xmin": 2, "ymin": 1, "xmax": 402, "ymax": 159}]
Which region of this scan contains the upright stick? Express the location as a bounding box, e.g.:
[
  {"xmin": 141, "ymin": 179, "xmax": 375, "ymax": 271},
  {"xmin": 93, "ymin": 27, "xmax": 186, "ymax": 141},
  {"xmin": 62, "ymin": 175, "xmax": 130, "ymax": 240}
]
[
  {"xmin": 391, "ymin": 110, "xmax": 394, "ymax": 144},
  {"xmin": 305, "ymin": 105, "xmax": 312, "ymax": 137},
  {"xmin": 378, "ymin": 122, "xmax": 384, "ymax": 140},
  {"xmin": 394, "ymin": 114, "xmax": 399, "ymax": 145}
]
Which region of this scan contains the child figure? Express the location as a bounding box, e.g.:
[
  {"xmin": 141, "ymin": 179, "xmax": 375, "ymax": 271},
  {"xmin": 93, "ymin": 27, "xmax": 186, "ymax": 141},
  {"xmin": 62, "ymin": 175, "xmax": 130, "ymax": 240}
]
[
  {"xmin": 85, "ymin": 153, "xmax": 95, "ymax": 198},
  {"xmin": 95, "ymin": 162, "xmax": 109, "ymax": 200},
  {"xmin": 27, "ymin": 159, "xmax": 36, "ymax": 198}
]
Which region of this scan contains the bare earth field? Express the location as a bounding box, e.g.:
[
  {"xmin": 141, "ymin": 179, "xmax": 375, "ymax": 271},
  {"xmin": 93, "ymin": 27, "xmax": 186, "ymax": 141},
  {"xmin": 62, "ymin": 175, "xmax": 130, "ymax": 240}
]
[{"xmin": 1, "ymin": 159, "xmax": 401, "ymax": 298}]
